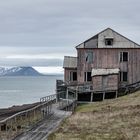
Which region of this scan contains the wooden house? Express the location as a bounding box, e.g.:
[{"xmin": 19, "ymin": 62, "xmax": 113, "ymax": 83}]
[{"xmin": 63, "ymin": 28, "xmax": 140, "ymax": 101}]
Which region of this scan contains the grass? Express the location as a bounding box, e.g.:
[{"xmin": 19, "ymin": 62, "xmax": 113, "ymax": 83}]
[{"xmin": 48, "ymin": 91, "xmax": 140, "ymax": 140}]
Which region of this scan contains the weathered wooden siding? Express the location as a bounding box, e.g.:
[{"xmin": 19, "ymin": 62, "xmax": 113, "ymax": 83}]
[
  {"xmin": 77, "ymin": 48, "xmax": 140, "ymax": 86},
  {"xmin": 92, "ymin": 75, "xmax": 119, "ymax": 91},
  {"xmin": 84, "ymin": 35, "xmax": 98, "ymax": 48},
  {"xmin": 98, "ymin": 28, "xmax": 140, "ymax": 48}
]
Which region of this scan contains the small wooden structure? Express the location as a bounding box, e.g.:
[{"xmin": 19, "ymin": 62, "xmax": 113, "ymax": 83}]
[
  {"xmin": 63, "ymin": 56, "xmax": 77, "ymax": 85},
  {"xmin": 92, "ymin": 68, "xmax": 119, "ymax": 100}
]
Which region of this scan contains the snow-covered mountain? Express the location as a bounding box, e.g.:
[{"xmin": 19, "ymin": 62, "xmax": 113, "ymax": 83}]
[{"xmin": 0, "ymin": 67, "xmax": 42, "ymax": 76}]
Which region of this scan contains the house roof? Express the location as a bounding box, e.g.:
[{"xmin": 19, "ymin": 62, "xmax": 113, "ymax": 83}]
[
  {"xmin": 63, "ymin": 56, "xmax": 77, "ymax": 68},
  {"xmin": 76, "ymin": 28, "xmax": 140, "ymax": 49},
  {"xmin": 91, "ymin": 68, "xmax": 120, "ymax": 77}
]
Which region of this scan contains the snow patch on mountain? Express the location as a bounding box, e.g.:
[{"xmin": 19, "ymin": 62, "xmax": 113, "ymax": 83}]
[{"xmin": 0, "ymin": 67, "xmax": 42, "ymax": 76}]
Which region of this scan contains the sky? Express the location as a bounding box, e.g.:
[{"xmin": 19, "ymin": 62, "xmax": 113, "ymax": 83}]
[{"xmin": 0, "ymin": 0, "xmax": 140, "ymax": 74}]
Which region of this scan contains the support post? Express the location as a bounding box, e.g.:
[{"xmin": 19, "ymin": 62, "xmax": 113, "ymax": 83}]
[
  {"xmin": 103, "ymin": 92, "xmax": 105, "ymax": 101},
  {"xmin": 15, "ymin": 116, "xmax": 18, "ymax": 132},
  {"xmin": 56, "ymin": 93, "xmax": 58, "ymax": 103},
  {"xmin": 90, "ymin": 92, "xmax": 93, "ymax": 102},
  {"xmin": 76, "ymin": 86, "xmax": 78, "ymax": 101},
  {"xmin": 115, "ymin": 90, "xmax": 118, "ymax": 98},
  {"xmin": 66, "ymin": 88, "xmax": 69, "ymax": 99},
  {"xmin": 0, "ymin": 124, "xmax": 1, "ymax": 136},
  {"xmin": 66, "ymin": 88, "xmax": 69, "ymax": 107}
]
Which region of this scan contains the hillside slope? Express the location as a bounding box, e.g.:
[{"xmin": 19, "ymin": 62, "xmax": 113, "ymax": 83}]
[{"xmin": 48, "ymin": 91, "xmax": 140, "ymax": 140}]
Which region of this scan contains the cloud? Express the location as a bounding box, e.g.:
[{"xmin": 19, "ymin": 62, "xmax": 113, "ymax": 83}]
[
  {"xmin": 34, "ymin": 66, "xmax": 63, "ymax": 74},
  {"xmin": 0, "ymin": 0, "xmax": 140, "ymax": 68},
  {"xmin": 0, "ymin": 46, "xmax": 76, "ymax": 67},
  {"xmin": 0, "ymin": 0, "xmax": 140, "ymax": 47}
]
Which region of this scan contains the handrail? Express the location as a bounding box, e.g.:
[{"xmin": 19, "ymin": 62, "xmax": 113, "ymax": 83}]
[
  {"xmin": 0, "ymin": 94, "xmax": 56, "ymax": 124},
  {"xmin": 40, "ymin": 94, "xmax": 56, "ymax": 102},
  {"xmin": 125, "ymin": 80, "xmax": 140, "ymax": 87},
  {"xmin": 0, "ymin": 100, "xmax": 53, "ymax": 124}
]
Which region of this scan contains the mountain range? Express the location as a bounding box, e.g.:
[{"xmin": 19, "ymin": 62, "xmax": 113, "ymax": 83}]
[{"xmin": 0, "ymin": 67, "xmax": 42, "ymax": 76}]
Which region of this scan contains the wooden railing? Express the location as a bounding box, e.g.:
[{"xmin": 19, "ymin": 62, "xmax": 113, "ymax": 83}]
[
  {"xmin": 0, "ymin": 92, "xmax": 78, "ymax": 140},
  {"xmin": 58, "ymin": 98, "xmax": 77, "ymax": 112},
  {"xmin": 120, "ymin": 81, "xmax": 140, "ymax": 94},
  {"xmin": 40, "ymin": 94, "xmax": 56, "ymax": 103},
  {"xmin": 0, "ymin": 95, "xmax": 56, "ymax": 140}
]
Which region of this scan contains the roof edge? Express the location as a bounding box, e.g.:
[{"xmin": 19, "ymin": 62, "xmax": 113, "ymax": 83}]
[{"xmin": 75, "ymin": 28, "xmax": 140, "ymax": 49}]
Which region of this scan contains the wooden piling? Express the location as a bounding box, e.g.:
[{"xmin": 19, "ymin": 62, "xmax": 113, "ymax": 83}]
[
  {"xmin": 91, "ymin": 92, "xmax": 93, "ymax": 102},
  {"xmin": 103, "ymin": 92, "xmax": 105, "ymax": 101},
  {"xmin": 116, "ymin": 90, "xmax": 118, "ymax": 98}
]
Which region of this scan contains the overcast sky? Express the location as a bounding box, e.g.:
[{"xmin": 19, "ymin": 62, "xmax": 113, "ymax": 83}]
[{"xmin": 0, "ymin": 0, "xmax": 140, "ymax": 73}]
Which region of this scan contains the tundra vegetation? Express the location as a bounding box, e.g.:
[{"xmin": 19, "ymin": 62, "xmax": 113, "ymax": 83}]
[{"xmin": 48, "ymin": 91, "xmax": 140, "ymax": 140}]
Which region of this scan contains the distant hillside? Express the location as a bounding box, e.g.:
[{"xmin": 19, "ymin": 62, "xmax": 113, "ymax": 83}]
[
  {"xmin": 48, "ymin": 91, "xmax": 140, "ymax": 140},
  {"xmin": 0, "ymin": 67, "xmax": 42, "ymax": 76}
]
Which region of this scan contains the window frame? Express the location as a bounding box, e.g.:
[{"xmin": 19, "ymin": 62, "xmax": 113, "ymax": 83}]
[
  {"xmin": 69, "ymin": 71, "xmax": 77, "ymax": 82},
  {"xmin": 84, "ymin": 72, "xmax": 92, "ymax": 82},
  {"xmin": 120, "ymin": 71, "xmax": 128, "ymax": 82},
  {"xmin": 120, "ymin": 51, "xmax": 129, "ymax": 62},
  {"xmin": 105, "ymin": 38, "xmax": 113, "ymax": 46}
]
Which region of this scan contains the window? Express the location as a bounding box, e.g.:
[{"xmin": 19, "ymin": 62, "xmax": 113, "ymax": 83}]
[
  {"xmin": 84, "ymin": 72, "xmax": 92, "ymax": 82},
  {"xmin": 85, "ymin": 52, "xmax": 93, "ymax": 63},
  {"xmin": 105, "ymin": 38, "xmax": 113, "ymax": 46},
  {"xmin": 120, "ymin": 72, "xmax": 128, "ymax": 82},
  {"xmin": 70, "ymin": 72, "xmax": 77, "ymax": 81},
  {"xmin": 120, "ymin": 52, "xmax": 128, "ymax": 62},
  {"xmin": 73, "ymin": 72, "xmax": 77, "ymax": 81}
]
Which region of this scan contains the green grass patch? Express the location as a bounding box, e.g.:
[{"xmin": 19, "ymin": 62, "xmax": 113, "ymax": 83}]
[{"xmin": 48, "ymin": 91, "xmax": 140, "ymax": 140}]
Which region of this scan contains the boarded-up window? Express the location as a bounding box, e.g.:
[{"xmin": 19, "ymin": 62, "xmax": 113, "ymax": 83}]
[
  {"xmin": 120, "ymin": 72, "xmax": 128, "ymax": 82},
  {"xmin": 120, "ymin": 52, "xmax": 128, "ymax": 62},
  {"xmin": 70, "ymin": 72, "xmax": 77, "ymax": 81},
  {"xmin": 85, "ymin": 52, "xmax": 93, "ymax": 63},
  {"xmin": 84, "ymin": 72, "xmax": 92, "ymax": 82}
]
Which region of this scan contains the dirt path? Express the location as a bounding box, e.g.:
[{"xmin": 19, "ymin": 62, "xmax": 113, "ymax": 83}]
[{"xmin": 13, "ymin": 104, "xmax": 72, "ymax": 140}]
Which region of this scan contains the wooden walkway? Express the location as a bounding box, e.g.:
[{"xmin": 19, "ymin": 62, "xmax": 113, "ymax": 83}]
[
  {"xmin": 13, "ymin": 104, "xmax": 72, "ymax": 140},
  {"xmin": 0, "ymin": 93, "xmax": 76, "ymax": 140}
]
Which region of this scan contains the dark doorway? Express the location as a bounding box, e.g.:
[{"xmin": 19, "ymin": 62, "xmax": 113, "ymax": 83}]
[
  {"xmin": 92, "ymin": 93, "xmax": 103, "ymax": 101},
  {"xmin": 105, "ymin": 92, "xmax": 116, "ymax": 99},
  {"xmin": 78, "ymin": 92, "xmax": 91, "ymax": 101}
]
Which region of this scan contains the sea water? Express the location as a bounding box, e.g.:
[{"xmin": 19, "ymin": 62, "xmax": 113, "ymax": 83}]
[{"xmin": 0, "ymin": 75, "xmax": 63, "ymax": 108}]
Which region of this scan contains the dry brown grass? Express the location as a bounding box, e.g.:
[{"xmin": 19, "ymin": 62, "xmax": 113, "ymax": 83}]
[{"xmin": 48, "ymin": 91, "xmax": 140, "ymax": 140}]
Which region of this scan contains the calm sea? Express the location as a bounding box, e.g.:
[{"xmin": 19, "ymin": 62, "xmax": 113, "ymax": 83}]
[{"xmin": 0, "ymin": 75, "xmax": 63, "ymax": 108}]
